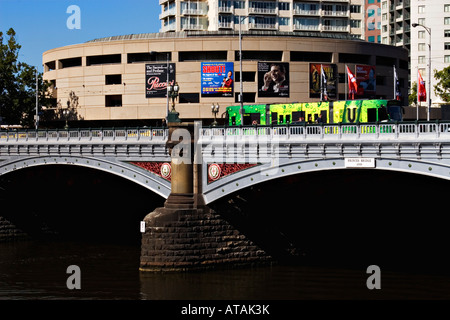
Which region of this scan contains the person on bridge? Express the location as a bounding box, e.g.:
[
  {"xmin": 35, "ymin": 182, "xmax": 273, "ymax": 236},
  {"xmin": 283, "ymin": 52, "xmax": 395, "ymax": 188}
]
[
  {"xmin": 316, "ymin": 114, "xmax": 325, "ymax": 124},
  {"xmin": 293, "ymin": 117, "xmax": 305, "ymax": 125}
]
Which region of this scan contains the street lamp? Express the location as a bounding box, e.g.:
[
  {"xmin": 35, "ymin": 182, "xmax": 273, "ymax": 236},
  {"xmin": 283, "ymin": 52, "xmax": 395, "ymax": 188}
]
[
  {"xmin": 412, "ymin": 22, "xmax": 431, "ymax": 121},
  {"xmin": 167, "ymin": 82, "xmax": 181, "ymax": 123},
  {"xmin": 211, "ymin": 103, "xmax": 220, "ymax": 126}
]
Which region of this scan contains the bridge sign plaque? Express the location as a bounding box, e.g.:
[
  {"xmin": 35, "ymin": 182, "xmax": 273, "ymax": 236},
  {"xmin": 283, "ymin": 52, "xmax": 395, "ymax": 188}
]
[{"xmin": 345, "ymin": 158, "xmax": 376, "ymax": 168}]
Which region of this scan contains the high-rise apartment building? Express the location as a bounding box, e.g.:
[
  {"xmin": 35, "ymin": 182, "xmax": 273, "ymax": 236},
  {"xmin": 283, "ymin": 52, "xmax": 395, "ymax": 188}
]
[
  {"xmin": 381, "ymin": 0, "xmax": 450, "ymax": 107},
  {"xmin": 159, "ymin": 0, "xmax": 368, "ymax": 39}
]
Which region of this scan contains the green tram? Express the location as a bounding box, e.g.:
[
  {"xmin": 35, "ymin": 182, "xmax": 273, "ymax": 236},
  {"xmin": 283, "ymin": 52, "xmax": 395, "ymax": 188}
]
[{"xmin": 225, "ymin": 99, "xmax": 403, "ymax": 126}]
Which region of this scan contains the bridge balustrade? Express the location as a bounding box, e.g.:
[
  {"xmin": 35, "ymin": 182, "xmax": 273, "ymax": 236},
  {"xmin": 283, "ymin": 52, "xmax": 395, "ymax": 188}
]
[
  {"xmin": 0, "ymin": 128, "xmax": 168, "ymax": 142},
  {"xmin": 200, "ymin": 122, "xmax": 450, "ymax": 141}
]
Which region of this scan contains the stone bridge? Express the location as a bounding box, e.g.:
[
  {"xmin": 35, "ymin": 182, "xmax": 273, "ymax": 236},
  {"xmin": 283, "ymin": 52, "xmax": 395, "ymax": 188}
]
[{"xmin": 1, "ymin": 121, "xmax": 450, "ymax": 271}]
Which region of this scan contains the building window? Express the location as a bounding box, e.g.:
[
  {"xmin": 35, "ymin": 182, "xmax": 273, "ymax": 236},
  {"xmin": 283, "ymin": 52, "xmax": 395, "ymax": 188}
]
[
  {"xmin": 179, "ymin": 93, "xmax": 199, "ymax": 103},
  {"xmin": 60, "ymin": 57, "xmax": 82, "ymax": 69},
  {"xmin": 418, "ymin": 18, "xmax": 425, "ymax": 25},
  {"xmin": 418, "ymin": 30, "xmax": 425, "ymax": 39},
  {"xmin": 445, "ymin": 55, "xmax": 450, "ymax": 63},
  {"xmin": 445, "ymin": 30, "xmax": 450, "ymax": 37},
  {"xmin": 418, "ymin": 43, "xmax": 426, "ymax": 51},
  {"xmin": 418, "ymin": 56, "xmax": 425, "ymax": 64},
  {"xmin": 445, "ymin": 4, "xmax": 450, "ymax": 12},
  {"xmin": 105, "ymin": 95, "xmax": 122, "ymax": 107},
  {"xmin": 350, "ymin": 5, "xmax": 361, "ymax": 14},
  {"xmin": 445, "ymin": 17, "xmax": 450, "ymax": 25},
  {"xmin": 278, "ymin": 17, "xmax": 290, "ymax": 26},
  {"xmin": 350, "ymin": 20, "xmax": 361, "ymax": 28},
  {"xmin": 87, "ymin": 54, "xmax": 121, "ymax": 66},
  {"xmin": 278, "ymin": 2, "xmax": 290, "ymax": 11},
  {"xmin": 105, "ymin": 74, "xmax": 122, "ymax": 85},
  {"xmin": 445, "ymin": 42, "xmax": 450, "ymax": 50},
  {"xmin": 418, "ymin": 6, "xmax": 425, "ymax": 13},
  {"xmin": 234, "ymin": 1, "xmax": 245, "ymax": 9}
]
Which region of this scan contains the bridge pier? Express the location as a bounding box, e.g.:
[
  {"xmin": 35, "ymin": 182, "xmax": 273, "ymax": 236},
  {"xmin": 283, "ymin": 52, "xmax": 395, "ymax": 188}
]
[{"xmin": 140, "ymin": 122, "xmax": 272, "ymax": 272}]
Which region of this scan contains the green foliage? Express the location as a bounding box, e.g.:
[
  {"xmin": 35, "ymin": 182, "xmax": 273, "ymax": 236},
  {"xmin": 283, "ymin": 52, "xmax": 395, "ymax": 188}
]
[
  {"xmin": 409, "ymin": 82, "xmax": 417, "ymax": 106},
  {"xmin": 0, "ymin": 28, "xmax": 51, "ymax": 127},
  {"xmin": 434, "ymin": 66, "xmax": 450, "ymax": 102}
]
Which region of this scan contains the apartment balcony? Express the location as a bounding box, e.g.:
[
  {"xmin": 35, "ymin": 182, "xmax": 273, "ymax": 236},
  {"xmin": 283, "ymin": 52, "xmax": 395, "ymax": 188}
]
[
  {"xmin": 181, "ymin": 23, "xmax": 207, "ymax": 31},
  {"xmin": 322, "ymin": 10, "xmax": 349, "ymax": 17},
  {"xmin": 248, "ymin": 7, "xmax": 277, "ymax": 15},
  {"xmin": 293, "ymin": 24, "xmax": 320, "ymax": 31},
  {"xmin": 160, "ymin": 23, "xmax": 176, "ymax": 32},
  {"xmin": 322, "ymin": 25, "xmax": 349, "ymax": 32},
  {"xmin": 218, "ymin": 22, "xmax": 232, "ymax": 29},
  {"xmin": 181, "ymin": 8, "xmax": 207, "ymax": 16},
  {"xmin": 218, "ymin": 6, "xmax": 232, "ymax": 13},
  {"xmin": 293, "ymin": 9, "xmax": 320, "ymax": 16},
  {"xmin": 159, "ymin": 7, "xmax": 176, "ymax": 20},
  {"xmin": 249, "ymin": 22, "xmax": 277, "ymax": 30}
]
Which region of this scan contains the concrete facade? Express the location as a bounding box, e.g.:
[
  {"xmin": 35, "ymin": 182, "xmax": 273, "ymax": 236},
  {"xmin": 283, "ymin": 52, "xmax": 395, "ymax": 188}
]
[{"xmin": 42, "ymin": 31, "xmax": 409, "ymax": 125}]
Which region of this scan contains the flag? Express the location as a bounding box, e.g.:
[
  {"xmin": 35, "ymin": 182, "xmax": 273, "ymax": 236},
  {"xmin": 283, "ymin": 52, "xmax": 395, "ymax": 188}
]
[
  {"xmin": 394, "ymin": 66, "xmax": 401, "ymax": 101},
  {"xmin": 418, "ymin": 70, "xmax": 426, "ymax": 102},
  {"xmin": 346, "ymin": 66, "xmax": 358, "ymax": 100},
  {"xmin": 320, "ymin": 65, "xmax": 328, "ymax": 101}
]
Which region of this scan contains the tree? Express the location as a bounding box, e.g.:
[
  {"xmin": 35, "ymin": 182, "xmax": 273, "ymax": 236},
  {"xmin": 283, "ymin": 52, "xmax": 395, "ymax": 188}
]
[
  {"xmin": 0, "ymin": 28, "xmax": 51, "ymax": 127},
  {"xmin": 434, "ymin": 66, "xmax": 450, "ymax": 102},
  {"xmin": 408, "ymin": 81, "xmax": 418, "ymax": 106}
]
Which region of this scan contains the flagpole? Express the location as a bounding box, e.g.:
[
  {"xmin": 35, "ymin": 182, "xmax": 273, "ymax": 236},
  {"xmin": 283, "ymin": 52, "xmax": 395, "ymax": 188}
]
[
  {"xmin": 320, "ymin": 64, "xmax": 323, "ymax": 101},
  {"xmin": 393, "ymin": 65, "xmax": 396, "ymax": 100},
  {"xmin": 417, "ymin": 68, "xmax": 419, "ymax": 121},
  {"xmin": 345, "ymin": 64, "xmax": 348, "ymax": 100}
]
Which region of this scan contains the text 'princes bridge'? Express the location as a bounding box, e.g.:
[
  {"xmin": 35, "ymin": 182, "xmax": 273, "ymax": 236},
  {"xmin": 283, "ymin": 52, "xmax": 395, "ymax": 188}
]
[{"xmin": 1, "ymin": 120, "xmax": 450, "ymax": 270}]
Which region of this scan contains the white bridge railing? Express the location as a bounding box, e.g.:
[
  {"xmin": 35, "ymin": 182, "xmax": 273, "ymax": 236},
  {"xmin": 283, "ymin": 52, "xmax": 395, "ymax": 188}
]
[
  {"xmin": 1, "ymin": 122, "xmax": 450, "ymax": 144},
  {"xmin": 200, "ymin": 122, "xmax": 450, "ymax": 140},
  {"xmin": 0, "ymin": 127, "xmax": 168, "ymax": 143}
]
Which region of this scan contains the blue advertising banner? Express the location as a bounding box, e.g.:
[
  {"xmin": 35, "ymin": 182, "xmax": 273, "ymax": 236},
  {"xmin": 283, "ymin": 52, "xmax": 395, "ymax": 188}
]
[{"xmin": 201, "ymin": 62, "xmax": 234, "ymax": 97}]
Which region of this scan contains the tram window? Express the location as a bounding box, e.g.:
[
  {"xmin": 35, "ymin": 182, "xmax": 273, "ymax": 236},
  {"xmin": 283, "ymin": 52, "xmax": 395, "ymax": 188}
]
[
  {"xmin": 251, "ymin": 113, "xmax": 261, "ymax": 125},
  {"xmin": 368, "ymin": 109, "xmax": 377, "ymax": 122},
  {"xmin": 279, "ymin": 115, "xmax": 284, "ymax": 124},
  {"xmin": 231, "ymin": 116, "xmax": 236, "ymax": 126},
  {"xmin": 292, "ymin": 111, "xmax": 304, "ymax": 122},
  {"xmin": 378, "ymin": 106, "xmax": 389, "ymax": 122},
  {"xmin": 286, "ymin": 115, "xmax": 291, "ymax": 123},
  {"xmin": 320, "ymin": 110, "xmax": 328, "ymax": 123},
  {"xmin": 271, "ymin": 112, "xmax": 278, "ymax": 125},
  {"xmin": 243, "ymin": 115, "xmax": 252, "ymax": 125}
]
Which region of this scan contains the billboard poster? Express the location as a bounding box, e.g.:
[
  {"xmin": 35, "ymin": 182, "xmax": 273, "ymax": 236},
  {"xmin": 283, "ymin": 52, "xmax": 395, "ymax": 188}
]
[
  {"xmin": 145, "ymin": 63, "xmax": 176, "ymax": 98},
  {"xmin": 356, "ymin": 65, "xmax": 376, "ymax": 98},
  {"xmin": 201, "ymin": 62, "xmax": 234, "ymax": 97},
  {"xmin": 309, "ymin": 63, "xmax": 337, "ymax": 100},
  {"xmin": 258, "ymin": 62, "xmax": 289, "ymax": 97}
]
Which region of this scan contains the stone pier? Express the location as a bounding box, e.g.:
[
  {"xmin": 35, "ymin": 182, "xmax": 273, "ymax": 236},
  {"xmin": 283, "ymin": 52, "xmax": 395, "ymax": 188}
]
[{"xmin": 139, "ymin": 121, "xmax": 272, "ymax": 272}]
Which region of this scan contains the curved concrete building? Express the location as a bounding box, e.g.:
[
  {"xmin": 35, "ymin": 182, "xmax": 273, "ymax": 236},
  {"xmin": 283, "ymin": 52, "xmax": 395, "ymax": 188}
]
[{"xmin": 42, "ymin": 31, "xmax": 408, "ymax": 126}]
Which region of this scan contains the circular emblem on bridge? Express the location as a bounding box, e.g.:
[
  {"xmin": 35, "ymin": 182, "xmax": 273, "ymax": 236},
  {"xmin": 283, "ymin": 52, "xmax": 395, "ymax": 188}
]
[
  {"xmin": 208, "ymin": 163, "xmax": 221, "ymax": 181},
  {"xmin": 160, "ymin": 162, "xmax": 172, "ymax": 180}
]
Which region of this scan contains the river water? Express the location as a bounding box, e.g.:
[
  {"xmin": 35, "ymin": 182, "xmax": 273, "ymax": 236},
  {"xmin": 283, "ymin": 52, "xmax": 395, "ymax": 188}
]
[
  {"xmin": 1, "ymin": 166, "xmax": 450, "ymax": 302},
  {"xmin": 1, "ymin": 240, "xmax": 450, "ymax": 301}
]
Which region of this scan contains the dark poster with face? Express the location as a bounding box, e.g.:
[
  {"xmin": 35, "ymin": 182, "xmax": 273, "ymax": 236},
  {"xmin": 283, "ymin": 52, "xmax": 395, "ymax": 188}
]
[
  {"xmin": 258, "ymin": 62, "xmax": 289, "ymax": 97},
  {"xmin": 145, "ymin": 63, "xmax": 175, "ymax": 98}
]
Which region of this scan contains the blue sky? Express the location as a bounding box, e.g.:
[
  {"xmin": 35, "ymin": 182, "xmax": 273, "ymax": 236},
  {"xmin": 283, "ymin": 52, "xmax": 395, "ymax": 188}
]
[{"xmin": 0, "ymin": 0, "xmax": 161, "ymax": 72}]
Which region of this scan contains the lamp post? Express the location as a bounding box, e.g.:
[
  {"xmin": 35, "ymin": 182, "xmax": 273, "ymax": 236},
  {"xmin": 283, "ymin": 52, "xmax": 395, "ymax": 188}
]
[
  {"xmin": 211, "ymin": 103, "xmax": 219, "ymax": 126},
  {"xmin": 238, "ymin": 15, "xmax": 246, "ymax": 118},
  {"xmin": 412, "ymin": 22, "xmax": 431, "ymax": 121},
  {"xmin": 167, "ymin": 82, "xmax": 181, "ymax": 123}
]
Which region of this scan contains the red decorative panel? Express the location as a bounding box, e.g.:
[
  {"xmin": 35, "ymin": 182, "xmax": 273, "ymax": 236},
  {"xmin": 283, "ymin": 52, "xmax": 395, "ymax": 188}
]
[
  {"xmin": 207, "ymin": 163, "xmax": 259, "ymax": 183},
  {"xmin": 130, "ymin": 161, "xmax": 171, "ymax": 181}
]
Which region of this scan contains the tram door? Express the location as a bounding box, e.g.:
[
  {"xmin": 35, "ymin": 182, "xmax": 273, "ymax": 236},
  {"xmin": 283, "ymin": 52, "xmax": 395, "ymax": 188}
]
[{"xmin": 243, "ymin": 113, "xmax": 261, "ymax": 125}]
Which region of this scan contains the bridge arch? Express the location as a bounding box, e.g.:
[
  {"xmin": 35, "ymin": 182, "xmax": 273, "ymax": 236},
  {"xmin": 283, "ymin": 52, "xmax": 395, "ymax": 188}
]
[
  {"xmin": 202, "ymin": 157, "xmax": 450, "ymax": 204},
  {"xmin": 0, "ymin": 155, "xmax": 171, "ymax": 199}
]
